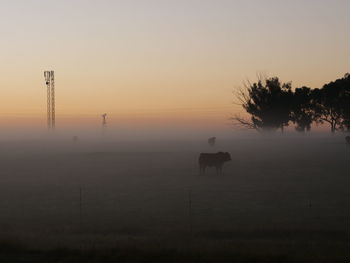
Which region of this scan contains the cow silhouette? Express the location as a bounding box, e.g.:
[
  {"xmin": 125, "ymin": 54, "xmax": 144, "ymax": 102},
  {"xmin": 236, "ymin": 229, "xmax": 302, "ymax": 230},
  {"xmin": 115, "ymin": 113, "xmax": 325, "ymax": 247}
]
[
  {"xmin": 199, "ymin": 152, "xmax": 231, "ymax": 175},
  {"xmin": 208, "ymin": 137, "xmax": 216, "ymax": 146}
]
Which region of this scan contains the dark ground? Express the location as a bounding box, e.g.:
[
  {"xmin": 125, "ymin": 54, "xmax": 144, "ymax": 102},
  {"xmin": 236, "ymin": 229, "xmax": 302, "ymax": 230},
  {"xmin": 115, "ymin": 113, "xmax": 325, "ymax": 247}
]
[{"xmin": 0, "ymin": 135, "xmax": 349, "ymax": 262}]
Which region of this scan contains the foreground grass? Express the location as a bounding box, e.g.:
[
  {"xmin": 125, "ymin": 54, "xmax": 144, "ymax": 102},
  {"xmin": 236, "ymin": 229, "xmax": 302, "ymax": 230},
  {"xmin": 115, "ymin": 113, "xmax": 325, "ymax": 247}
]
[
  {"xmin": 1, "ymin": 237, "xmax": 350, "ymax": 263},
  {"xmin": 0, "ymin": 246, "xmax": 291, "ymax": 263}
]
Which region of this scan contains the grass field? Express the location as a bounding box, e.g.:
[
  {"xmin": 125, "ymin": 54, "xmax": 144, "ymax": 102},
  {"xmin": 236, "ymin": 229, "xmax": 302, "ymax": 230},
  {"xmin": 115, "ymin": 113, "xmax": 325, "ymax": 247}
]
[{"xmin": 0, "ymin": 135, "xmax": 349, "ymax": 262}]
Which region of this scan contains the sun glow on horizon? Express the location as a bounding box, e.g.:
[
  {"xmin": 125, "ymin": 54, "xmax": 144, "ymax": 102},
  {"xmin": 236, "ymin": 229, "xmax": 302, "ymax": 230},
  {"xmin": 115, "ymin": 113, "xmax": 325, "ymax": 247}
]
[{"xmin": 1, "ymin": 0, "xmax": 350, "ymax": 130}]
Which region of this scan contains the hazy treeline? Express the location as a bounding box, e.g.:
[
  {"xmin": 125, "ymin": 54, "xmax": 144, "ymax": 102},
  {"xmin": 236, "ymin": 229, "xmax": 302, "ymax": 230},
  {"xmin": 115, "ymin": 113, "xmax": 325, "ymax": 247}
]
[{"xmin": 233, "ymin": 74, "xmax": 350, "ymax": 133}]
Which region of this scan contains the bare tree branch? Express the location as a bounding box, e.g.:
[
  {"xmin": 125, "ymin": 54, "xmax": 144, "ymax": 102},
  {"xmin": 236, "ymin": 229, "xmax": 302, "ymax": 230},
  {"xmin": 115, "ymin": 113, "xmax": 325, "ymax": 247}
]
[{"xmin": 230, "ymin": 114, "xmax": 260, "ymax": 131}]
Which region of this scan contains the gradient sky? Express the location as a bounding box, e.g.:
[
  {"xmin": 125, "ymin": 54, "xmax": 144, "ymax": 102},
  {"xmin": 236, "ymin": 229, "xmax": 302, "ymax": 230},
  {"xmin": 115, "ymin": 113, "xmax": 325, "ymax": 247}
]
[{"xmin": 1, "ymin": 0, "xmax": 350, "ymax": 129}]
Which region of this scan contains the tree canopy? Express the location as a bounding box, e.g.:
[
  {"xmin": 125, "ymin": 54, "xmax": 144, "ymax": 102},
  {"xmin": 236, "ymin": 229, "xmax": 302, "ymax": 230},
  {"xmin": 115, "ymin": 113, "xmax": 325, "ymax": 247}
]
[{"xmin": 233, "ymin": 74, "xmax": 350, "ymax": 133}]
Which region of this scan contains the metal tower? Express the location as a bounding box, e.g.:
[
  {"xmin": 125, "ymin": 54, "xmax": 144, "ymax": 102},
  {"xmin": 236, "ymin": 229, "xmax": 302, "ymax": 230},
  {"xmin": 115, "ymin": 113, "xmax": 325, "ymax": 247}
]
[{"xmin": 44, "ymin": 71, "xmax": 55, "ymax": 129}]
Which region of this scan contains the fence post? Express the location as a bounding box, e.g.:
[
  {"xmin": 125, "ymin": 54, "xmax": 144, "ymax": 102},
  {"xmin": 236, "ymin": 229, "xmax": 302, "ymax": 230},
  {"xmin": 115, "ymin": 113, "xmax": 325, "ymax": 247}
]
[{"xmin": 188, "ymin": 188, "xmax": 193, "ymax": 236}]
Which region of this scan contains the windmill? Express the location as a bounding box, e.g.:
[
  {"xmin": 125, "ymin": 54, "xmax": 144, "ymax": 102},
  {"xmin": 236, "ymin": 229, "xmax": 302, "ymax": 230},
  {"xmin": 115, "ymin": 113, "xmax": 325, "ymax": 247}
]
[{"xmin": 102, "ymin": 113, "xmax": 107, "ymax": 129}]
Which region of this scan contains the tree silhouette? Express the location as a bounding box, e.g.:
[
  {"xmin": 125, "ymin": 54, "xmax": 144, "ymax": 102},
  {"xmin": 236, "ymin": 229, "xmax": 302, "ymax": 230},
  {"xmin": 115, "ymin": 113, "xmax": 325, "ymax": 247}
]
[
  {"xmin": 234, "ymin": 77, "xmax": 293, "ymax": 133},
  {"xmin": 233, "ymin": 74, "xmax": 350, "ymax": 133},
  {"xmin": 291, "ymin": 87, "xmax": 314, "ymax": 132},
  {"xmin": 342, "ymin": 105, "xmax": 350, "ymax": 132},
  {"xmin": 313, "ymin": 74, "xmax": 350, "ymax": 133},
  {"xmin": 339, "ymin": 73, "xmax": 350, "ymax": 131}
]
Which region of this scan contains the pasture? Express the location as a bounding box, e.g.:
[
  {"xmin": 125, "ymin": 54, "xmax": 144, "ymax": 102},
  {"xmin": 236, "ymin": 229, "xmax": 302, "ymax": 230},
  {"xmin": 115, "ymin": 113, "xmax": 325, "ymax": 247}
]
[{"xmin": 0, "ymin": 135, "xmax": 349, "ymax": 262}]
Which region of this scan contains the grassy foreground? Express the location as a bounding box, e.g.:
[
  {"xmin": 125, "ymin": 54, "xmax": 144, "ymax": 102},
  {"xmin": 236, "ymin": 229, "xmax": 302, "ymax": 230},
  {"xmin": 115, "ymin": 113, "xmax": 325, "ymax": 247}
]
[{"xmin": 1, "ymin": 237, "xmax": 350, "ymax": 263}]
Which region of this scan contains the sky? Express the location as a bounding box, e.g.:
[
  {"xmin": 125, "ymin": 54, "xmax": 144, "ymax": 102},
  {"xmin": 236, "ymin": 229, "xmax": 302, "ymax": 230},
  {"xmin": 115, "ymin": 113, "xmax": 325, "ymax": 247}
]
[{"xmin": 1, "ymin": 0, "xmax": 350, "ymax": 133}]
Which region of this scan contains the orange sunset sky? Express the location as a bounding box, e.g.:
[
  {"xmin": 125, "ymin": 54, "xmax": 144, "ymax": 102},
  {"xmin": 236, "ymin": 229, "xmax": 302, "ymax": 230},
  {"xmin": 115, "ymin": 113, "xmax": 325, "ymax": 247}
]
[{"xmin": 1, "ymin": 0, "xmax": 350, "ymax": 130}]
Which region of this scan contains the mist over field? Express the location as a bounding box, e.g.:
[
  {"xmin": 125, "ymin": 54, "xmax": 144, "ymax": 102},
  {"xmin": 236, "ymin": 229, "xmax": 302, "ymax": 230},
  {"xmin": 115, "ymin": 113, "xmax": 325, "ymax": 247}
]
[
  {"xmin": 0, "ymin": 132, "xmax": 349, "ymax": 261},
  {"xmin": 0, "ymin": 120, "xmax": 234, "ymax": 141}
]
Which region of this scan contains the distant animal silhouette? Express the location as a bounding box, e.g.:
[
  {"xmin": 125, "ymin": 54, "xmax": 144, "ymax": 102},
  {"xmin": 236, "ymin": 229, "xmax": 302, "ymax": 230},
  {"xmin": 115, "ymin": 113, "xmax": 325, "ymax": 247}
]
[
  {"xmin": 346, "ymin": 136, "xmax": 350, "ymax": 145},
  {"xmin": 199, "ymin": 152, "xmax": 231, "ymax": 175},
  {"xmin": 208, "ymin": 137, "xmax": 216, "ymax": 146}
]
